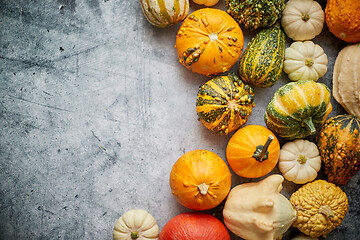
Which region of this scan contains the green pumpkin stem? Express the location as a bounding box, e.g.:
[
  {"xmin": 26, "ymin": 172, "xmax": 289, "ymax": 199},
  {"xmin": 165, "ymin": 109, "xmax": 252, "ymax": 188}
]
[
  {"xmin": 303, "ymin": 117, "xmax": 316, "ymax": 134},
  {"xmin": 131, "ymin": 231, "xmax": 139, "ymax": 239},
  {"xmin": 253, "ymin": 135, "xmax": 274, "ymax": 162}
]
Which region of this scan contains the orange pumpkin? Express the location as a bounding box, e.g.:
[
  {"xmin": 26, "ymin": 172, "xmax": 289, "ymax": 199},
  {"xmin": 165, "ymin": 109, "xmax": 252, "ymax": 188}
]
[
  {"xmin": 175, "ymin": 8, "xmax": 244, "ymax": 76},
  {"xmin": 170, "ymin": 149, "xmax": 231, "ymax": 210},
  {"xmin": 325, "ymin": 0, "xmax": 360, "ymax": 43},
  {"xmin": 226, "ymin": 125, "xmax": 280, "ymax": 178}
]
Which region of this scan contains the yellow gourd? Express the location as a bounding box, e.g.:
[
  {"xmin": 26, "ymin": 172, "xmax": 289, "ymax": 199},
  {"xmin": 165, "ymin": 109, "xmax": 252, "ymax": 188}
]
[{"xmin": 290, "ymin": 180, "xmax": 348, "ymax": 238}]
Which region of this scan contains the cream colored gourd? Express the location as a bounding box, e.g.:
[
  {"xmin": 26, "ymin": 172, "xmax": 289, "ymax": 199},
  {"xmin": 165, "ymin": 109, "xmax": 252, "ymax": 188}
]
[
  {"xmin": 283, "ymin": 41, "xmax": 328, "ymax": 82},
  {"xmin": 333, "ymin": 43, "xmax": 360, "ymax": 118},
  {"xmin": 139, "ymin": 0, "xmax": 189, "ymax": 28},
  {"xmin": 223, "ymin": 175, "xmax": 297, "ymax": 240},
  {"xmin": 279, "ymin": 139, "xmax": 321, "ymax": 184},
  {"xmin": 291, "ymin": 234, "xmax": 318, "ymax": 240},
  {"xmin": 281, "ymin": 0, "xmax": 325, "ymax": 41},
  {"xmin": 192, "ymin": 0, "xmax": 219, "ymax": 6},
  {"xmin": 113, "ymin": 209, "xmax": 159, "ymax": 240}
]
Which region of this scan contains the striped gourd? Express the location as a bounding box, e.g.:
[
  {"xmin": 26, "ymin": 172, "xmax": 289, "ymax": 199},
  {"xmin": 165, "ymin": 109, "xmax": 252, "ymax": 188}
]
[
  {"xmin": 196, "ymin": 73, "xmax": 255, "ymax": 135},
  {"xmin": 317, "ymin": 114, "xmax": 360, "ymax": 185},
  {"xmin": 265, "ymin": 80, "xmax": 332, "ymax": 140},
  {"xmin": 139, "ymin": 0, "xmax": 189, "ymax": 28},
  {"xmin": 238, "ymin": 25, "xmax": 285, "ymax": 88}
]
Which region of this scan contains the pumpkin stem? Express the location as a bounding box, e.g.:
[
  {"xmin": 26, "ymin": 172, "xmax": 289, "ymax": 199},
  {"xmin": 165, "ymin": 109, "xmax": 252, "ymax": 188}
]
[
  {"xmin": 131, "ymin": 231, "xmax": 139, "ymax": 239},
  {"xmin": 301, "ymin": 13, "xmax": 310, "ymax": 22},
  {"xmin": 305, "ymin": 58, "xmax": 314, "ymax": 67},
  {"xmin": 197, "ymin": 183, "xmax": 209, "ymax": 195},
  {"xmin": 297, "ymin": 154, "xmax": 307, "ymax": 164},
  {"xmin": 319, "ymin": 205, "xmax": 335, "ymax": 218},
  {"xmin": 303, "ymin": 117, "xmax": 316, "ymax": 134},
  {"xmin": 252, "ymin": 135, "xmax": 274, "ymax": 162}
]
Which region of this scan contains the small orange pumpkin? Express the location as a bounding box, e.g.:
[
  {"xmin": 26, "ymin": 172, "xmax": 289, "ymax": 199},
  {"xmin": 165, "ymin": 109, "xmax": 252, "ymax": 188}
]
[
  {"xmin": 325, "ymin": 0, "xmax": 360, "ymax": 43},
  {"xmin": 175, "ymin": 8, "xmax": 244, "ymax": 76},
  {"xmin": 226, "ymin": 125, "xmax": 280, "ymax": 178},
  {"xmin": 170, "ymin": 149, "xmax": 232, "ymax": 210}
]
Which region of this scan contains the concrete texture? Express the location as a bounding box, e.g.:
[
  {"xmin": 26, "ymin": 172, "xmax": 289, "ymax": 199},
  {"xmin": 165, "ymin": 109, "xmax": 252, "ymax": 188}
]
[{"xmin": 0, "ymin": 0, "xmax": 358, "ymax": 239}]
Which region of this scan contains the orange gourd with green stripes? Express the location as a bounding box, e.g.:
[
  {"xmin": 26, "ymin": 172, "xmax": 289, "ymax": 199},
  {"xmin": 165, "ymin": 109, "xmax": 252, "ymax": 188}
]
[
  {"xmin": 139, "ymin": 0, "xmax": 189, "ymax": 28},
  {"xmin": 317, "ymin": 114, "xmax": 360, "ymax": 185},
  {"xmin": 196, "ymin": 73, "xmax": 255, "ymax": 135},
  {"xmin": 238, "ymin": 25, "xmax": 285, "ymax": 88},
  {"xmin": 265, "ymin": 80, "xmax": 332, "ymax": 140}
]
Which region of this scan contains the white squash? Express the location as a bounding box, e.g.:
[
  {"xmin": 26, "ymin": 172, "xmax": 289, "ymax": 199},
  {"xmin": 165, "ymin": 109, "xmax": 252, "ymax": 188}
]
[
  {"xmin": 139, "ymin": 0, "xmax": 189, "ymax": 28},
  {"xmin": 113, "ymin": 209, "xmax": 159, "ymax": 240},
  {"xmin": 333, "ymin": 43, "xmax": 360, "ymax": 118},
  {"xmin": 291, "ymin": 234, "xmax": 318, "ymax": 240},
  {"xmin": 223, "ymin": 175, "xmax": 297, "ymax": 240},
  {"xmin": 278, "ymin": 139, "xmax": 321, "ymax": 184},
  {"xmin": 192, "ymin": 0, "xmax": 219, "ymax": 6},
  {"xmin": 281, "ymin": 0, "xmax": 325, "ymax": 41},
  {"xmin": 283, "ymin": 41, "xmax": 328, "ymax": 82}
]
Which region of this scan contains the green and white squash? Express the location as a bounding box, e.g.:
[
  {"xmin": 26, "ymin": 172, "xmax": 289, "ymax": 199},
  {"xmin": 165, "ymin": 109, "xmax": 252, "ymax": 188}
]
[
  {"xmin": 238, "ymin": 25, "xmax": 286, "ymax": 88},
  {"xmin": 196, "ymin": 73, "xmax": 255, "ymax": 135},
  {"xmin": 265, "ymin": 80, "xmax": 332, "ymax": 140},
  {"xmin": 139, "ymin": 0, "xmax": 189, "ymax": 28}
]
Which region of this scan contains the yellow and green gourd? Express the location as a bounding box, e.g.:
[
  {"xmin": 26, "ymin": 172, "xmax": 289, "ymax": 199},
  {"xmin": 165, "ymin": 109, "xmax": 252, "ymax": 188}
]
[
  {"xmin": 139, "ymin": 0, "xmax": 189, "ymax": 28},
  {"xmin": 196, "ymin": 73, "xmax": 255, "ymax": 135},
  {"xmin": 265, "ymin": 80, "xmax": 332, "ymax": 140},
  {"xmin": 238, "ymin": 24, "xmax": 285, "ymax": 88}
]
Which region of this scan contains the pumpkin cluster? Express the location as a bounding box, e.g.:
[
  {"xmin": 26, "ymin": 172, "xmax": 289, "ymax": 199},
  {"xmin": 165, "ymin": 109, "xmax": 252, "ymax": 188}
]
[{"xmin": 112, "ymin": 1, "xmax": 360, "ymax": 240}]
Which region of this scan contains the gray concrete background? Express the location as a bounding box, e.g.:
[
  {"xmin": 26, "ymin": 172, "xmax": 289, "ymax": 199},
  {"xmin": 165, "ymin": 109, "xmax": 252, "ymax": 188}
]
[{"xmin": 0, "ymin": 0, "xmax": 359, "ymax": 239}]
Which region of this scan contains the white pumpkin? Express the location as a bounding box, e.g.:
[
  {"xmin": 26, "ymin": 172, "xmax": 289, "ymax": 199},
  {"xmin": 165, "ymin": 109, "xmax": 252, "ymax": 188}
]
[
  {"xmin": 113, "ymin": 209, "xmax": 159, "ymax": 240},
  {"xmin": 333, "ymin": 44, "xmax": 360, "ymax": 118},
  {"xmin": 139, "ymin": 0, "xmax": 189, "ymax": 28},
  {"xmin": 291, "ymin": 234, "xmax": 318, "ymax": 240},
  {"xmin": 281, "ymin": 0, "xmax": 325, "ymax": 41},
  {"xmin": 192, "ymin": 0, "xmax": 219, "ymax": 6},
  {"xmin": 283, "ymin": 41, "xmax": 328, "ymax": 82},
  {"xmin": 278, "ymin": 139, "xmax": 321, "ymax": 184},
  {"xmin": 223, "ymin": 175, "xmax": 297, "ymax": 240}
]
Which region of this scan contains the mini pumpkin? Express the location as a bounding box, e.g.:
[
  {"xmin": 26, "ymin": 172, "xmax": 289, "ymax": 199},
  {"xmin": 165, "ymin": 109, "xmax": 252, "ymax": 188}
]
[
  {"xmin": 113, "ymin": 209, "xmax": 159, "ymax": 240},
  {"xmin": 192, "ymin": 0, "xmax": 219, "ymax": 6},
  {"xmin": 265, "ymin": 80, "xmax": 332, "ymax": 140},
  {"xmin": 290, "ymin": 180, "xmax": 349, "ymax": 238},
  {"xmin": 325, "ymin": 0, "xmax": 360, "ymax": 43},
  {"xmin": 196, "ymin": 73, "xmax": 255, "ymax": 135},
  {"xmin": 279, "ymin": 139, "xmax": 321, "ymax": 184},
  {"xmin": 283, "ymin": 41, "xmax": 328, "ymax": 82},
  {"xmin": 281, "ymin": 0, "xmax": 325, "ymax": 41},
  {"xmin": 139, "ymin": 0, "xmax": 189, "ymax": 28},
  {"xmin": 175, "ymin": 8, "xmax": 244, "ymax": 76},
  {"xmin": 226, "ymin": 125, "xmax": 280, "ymax": 178},
  {"xmin": 169, "ymin": 149, "xmax": 231, "ymax": 211},
  {"xmin": 332, "ymin": 43, "xmax": 360, "ymax": 118},
  {"xmin": 223, "ymin": 175, "xmax": 297, "ymax": 240},
  {"xmin": 317, "ymin": 114, "xmax": 360, "ymax": 185}
]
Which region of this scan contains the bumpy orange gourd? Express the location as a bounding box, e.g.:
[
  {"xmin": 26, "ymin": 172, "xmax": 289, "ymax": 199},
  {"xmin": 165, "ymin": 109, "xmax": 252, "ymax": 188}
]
[
  {"xmin": 325, "ymin": 0, "xmax": 360, "ymax": 43},
  {"xmin": 226, "ymin": 125, "xmax": 280, "ymax": 178},
  {"xmin": 175, "ymin": 8, "xmax": 244, "ymax": 76},
  {"xmin": 170, "ymin": 150, "xmax": 232, "ymax": 210}
]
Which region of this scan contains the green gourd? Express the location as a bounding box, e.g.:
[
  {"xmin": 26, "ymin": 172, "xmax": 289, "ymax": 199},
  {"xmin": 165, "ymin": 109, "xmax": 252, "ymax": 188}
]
[
  {"xmin": 238, "ymin": 25, "xmax": 285, "ymax": 88},
  {"xmin": 265, "ymin": 80, "xmax": 332, "ymax": 140}
]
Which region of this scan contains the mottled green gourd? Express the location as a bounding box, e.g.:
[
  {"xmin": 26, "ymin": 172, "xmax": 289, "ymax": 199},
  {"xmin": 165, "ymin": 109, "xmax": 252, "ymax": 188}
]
[
  {"xmin": 238, "ymin": 25, "xmax": 285, "ymax": 88},
  {"xmin": 225, "ymin": 0, "xmax": 285, "ymax": 29},
  {"xmin": 196, "ymin": 73, "xmax": 255, "ymax": 135},
  {"xmin": 317, "ymin": 115, "xmax": 360, "ymax": 185},
  {"xmin": 265, "ymin": 80, "xmax": 332, "ymax": 140}
]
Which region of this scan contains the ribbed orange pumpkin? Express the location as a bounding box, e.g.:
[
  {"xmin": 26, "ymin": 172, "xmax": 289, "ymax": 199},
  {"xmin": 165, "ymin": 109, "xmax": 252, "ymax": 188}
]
[
  {"xmin": 175, "ymin": 8, "xmax": 244, "ymax": 76},
  {"xmin": 226, "ymin": 125, "xmax": 280, "ymax": 178},
  {"xmin": 325, "ymin": 0, "xmax": 360, "ymax": 43},
  {"xmin": 170, "ymin": 150, "xmax": 231, "ymax": 210}
]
